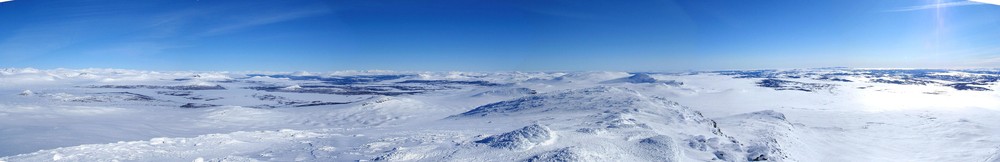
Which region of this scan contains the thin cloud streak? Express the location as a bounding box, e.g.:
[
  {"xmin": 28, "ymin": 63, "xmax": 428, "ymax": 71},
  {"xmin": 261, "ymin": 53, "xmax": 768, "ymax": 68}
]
[
  {"xmin": 887, "ymin": 1, "xmax": 981, "ymax": 12},
  {"xmin": 200, "ymin": 8, "xmax": 331, "ymax": 36},
  {"xmin": 84, "ymin": 42, "xmax": 186, "ymax": 56}
]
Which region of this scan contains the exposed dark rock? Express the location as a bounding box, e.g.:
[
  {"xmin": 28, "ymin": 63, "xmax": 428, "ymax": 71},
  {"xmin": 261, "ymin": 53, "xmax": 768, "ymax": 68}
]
[
  {"xmin": 180, "ymin": 103, "xmax": 220, "ymax": 108},
  {"xmin": 156, "ymin": 91, "xmax": 193, "ymax": 96},
  {"xmin": 756, "ymin": 79, "xmax": 835, "ymax": 92},
  {"xmin": 869, "ymin": 79, "xmax": 936, "ymax": 86},
  {"xmin": 250, "ymin": 93, "xmax": 351, "ymax": 108},
  {"xmin": 946, "ymin": 83, "xmax": 991, "ymax": 91},
  {"xmin": 184, "ymin": 96, "xmax": 223, "ymax": 101}
]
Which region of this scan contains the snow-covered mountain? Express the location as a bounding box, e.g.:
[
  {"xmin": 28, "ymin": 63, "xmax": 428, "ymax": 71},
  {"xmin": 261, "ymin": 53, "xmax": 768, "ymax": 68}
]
[{"xmin": 1, "ymin": 68, "xmax": 999, "ymax": 161}]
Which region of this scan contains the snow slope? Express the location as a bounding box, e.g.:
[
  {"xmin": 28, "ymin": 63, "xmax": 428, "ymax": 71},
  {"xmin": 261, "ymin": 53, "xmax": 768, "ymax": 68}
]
[{"xmin": 1, "ymin": 68, "xmax": 999, "ymax": 161}]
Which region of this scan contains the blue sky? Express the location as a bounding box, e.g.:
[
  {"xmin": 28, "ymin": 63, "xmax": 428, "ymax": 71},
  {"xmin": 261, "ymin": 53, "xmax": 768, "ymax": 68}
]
[{"xmin": 1, "ymin": 0, "xmax": 999, "ymax": 71}]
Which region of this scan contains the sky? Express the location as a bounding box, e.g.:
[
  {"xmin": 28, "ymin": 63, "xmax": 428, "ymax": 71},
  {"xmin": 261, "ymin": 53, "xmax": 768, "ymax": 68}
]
[{"xmin": 0, "ymin": 0, "xmax": 999, "ymax": 71}]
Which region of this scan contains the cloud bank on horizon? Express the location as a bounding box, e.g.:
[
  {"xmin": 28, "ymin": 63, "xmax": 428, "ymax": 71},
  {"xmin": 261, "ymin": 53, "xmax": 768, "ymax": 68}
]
[{"xmin": 0, "ymin": 0, "xmax": 999, "ymax": 71}]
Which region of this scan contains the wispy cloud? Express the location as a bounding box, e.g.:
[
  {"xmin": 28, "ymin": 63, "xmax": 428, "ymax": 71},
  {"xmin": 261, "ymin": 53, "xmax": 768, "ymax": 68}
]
[
  {"xmin": 84, "ymin": 42, "xmax": 186, "ymax": 56},
  {"xmin": 0, "ymin": 0, "xmax": 335, "ymax": 65},
  {"xmin": 0, "ymin": 20, "xmax": 92, "ymax": 61},
  {"xmin": 200, "ymin": 8, "xmax": 330, "ymax": 36},
  {"xmin": 888, "ymin": 0, "xmax": 1000, "ymax": 12}
]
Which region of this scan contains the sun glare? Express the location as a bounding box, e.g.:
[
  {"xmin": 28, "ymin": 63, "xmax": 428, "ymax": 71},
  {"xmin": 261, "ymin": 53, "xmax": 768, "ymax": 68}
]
[{"xmin": 971, "ymin": 0, "xmax": 1000, "ymax": 6}]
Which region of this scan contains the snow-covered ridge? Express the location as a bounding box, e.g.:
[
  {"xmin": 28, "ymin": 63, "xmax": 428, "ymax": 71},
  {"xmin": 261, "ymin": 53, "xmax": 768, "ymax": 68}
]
[
  {"xmin": 600, "ymin": 73, "xmax": 683, "ymax": 85},
  {"xmin": 453, "ymin": 86, "xmax": 708, "ymax": 125},
  {"xmin": 454, "ymin": 86, "xmax": 663, "ymax": 117}
]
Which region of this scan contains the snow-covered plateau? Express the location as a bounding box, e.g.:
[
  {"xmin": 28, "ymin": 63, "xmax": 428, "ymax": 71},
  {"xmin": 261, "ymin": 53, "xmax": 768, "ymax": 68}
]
[{"xmin": 1, "ymin": 68, "xmax": 999, "ymax": 162}]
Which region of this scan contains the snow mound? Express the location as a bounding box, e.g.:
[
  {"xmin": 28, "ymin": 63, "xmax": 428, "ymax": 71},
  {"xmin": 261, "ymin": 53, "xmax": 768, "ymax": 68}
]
[
  {"xmin": 602, "ymin": 73, "xmax": 657, "ymax": 83},
  {"xmin": 280, "ymin": 84, "xmax": 302, "ymax": 90},
  {"xmin": 683, "ymin": 135, "xmax": 744, "ymax": 161},
  {"xmin": 18, "ymin": 90, "xmax": 33, "ymax": 96},
  {"xmin": 524, "ymin": 147, "xmax": 585, "ymax": 162},
  {"xmin": 546, "ymin": 72, "xmax": 631, "ymax": 83},
  {"xmin": 476, "ymin": 124, "xmax": 553, "ymax": 150},
  {"xmin": 636, "ymin": 135, "xmax": 680, "ymax": 161},
  {"xmin": 625, "ymin": 73, "xmax": 658, "ymax": 83},
  {"xmin": 715, "ymin": 110, "xmax": 798, "ymax": 161},
  {"xmin": 741, "ymin": 110, "xmax": 788, "ymax": 121},
  {"xmin": 289, "ymin": 71, "xmax": 314, "ymax": 76}
]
